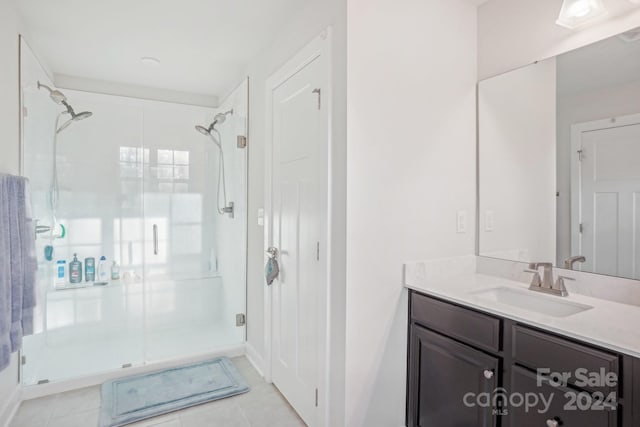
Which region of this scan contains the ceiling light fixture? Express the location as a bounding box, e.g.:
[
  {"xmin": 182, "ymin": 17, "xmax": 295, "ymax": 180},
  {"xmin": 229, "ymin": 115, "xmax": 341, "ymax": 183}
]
[
  {"xmin": 556, "ymin": 0, "xmax": 608, "ymax": 29},
  {"xmin": 140, "ymin": 56, "xmax": 161, "ymax": 67}
]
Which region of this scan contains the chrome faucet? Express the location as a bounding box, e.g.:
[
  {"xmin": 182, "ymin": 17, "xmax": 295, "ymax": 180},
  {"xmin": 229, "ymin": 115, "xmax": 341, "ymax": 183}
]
[
  {"xmin": 528, "ymin": 262, "xmax": 554, "ymax": 289},
  {"xmin": 564, "ymin": 255, "xmax": 586, "ymax": 270},
  {"xmin": 524, "ymin": 262, "xmax": 572, "ymax": 297}
]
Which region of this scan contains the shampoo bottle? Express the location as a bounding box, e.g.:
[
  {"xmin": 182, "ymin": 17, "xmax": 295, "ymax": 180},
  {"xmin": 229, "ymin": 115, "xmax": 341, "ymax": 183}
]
[
  {"xmin": 111, "ymin": 261, "xmax": 120, "ymax": 280},
  {"xmin": 97, "ymin": 256, "xmax": 109, "ymax": 282},
  {"xmin": 69, "ymin": 254, "xmax": 82, "ymax": 284},
  {"xmin": 85, "ymin": 257, "xmax": 95, "ymax": 282},
  {"xmin": 55, "ymin": 260, "xmax": 67, "ymax": 285}
]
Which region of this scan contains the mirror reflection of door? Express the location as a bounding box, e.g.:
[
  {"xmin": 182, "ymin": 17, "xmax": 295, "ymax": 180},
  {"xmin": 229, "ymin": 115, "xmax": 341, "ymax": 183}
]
[
  {"xmin": 478, "ymin": 27, "xmax": 640, "ymax": 281},
  {"xmin": 572, "ymin": 115, "xmax": 640, "ymax": 279}
]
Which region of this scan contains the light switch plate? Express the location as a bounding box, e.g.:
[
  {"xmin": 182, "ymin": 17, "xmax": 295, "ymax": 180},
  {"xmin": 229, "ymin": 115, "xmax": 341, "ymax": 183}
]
[
  {"xmin": 485, "ymin": 210, "xmax": 495, "ymax": 232},
  {"xmin": 457, "ymin": 210, "xmax": 467, "ymax": 234},
  {"xmin": 257, "ymin": 208, "xmax": 265, "ymax": 226}
]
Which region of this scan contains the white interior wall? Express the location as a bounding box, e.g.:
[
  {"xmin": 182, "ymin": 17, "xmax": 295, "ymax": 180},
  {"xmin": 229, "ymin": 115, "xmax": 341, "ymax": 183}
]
[
  {"xmin": 478, "ymin": 0, "xmax": 640, "ymax": 79},
  {"xmin": 556, "ymin": 79, "xmax": 640, "ymax": 265},
  {"xmin": 0, "ymin": 0, "xmax": 24, "ymax": 423},
  {"xmin": 243, "ymin": 1, "xmax": 347, "ymax": 425},
  {"xmin": 479, "ymin": 58, "xmax": 557, "ymax": 263},
  {"xmin": 346, "ymin": 1, "xmax": 477, "ymax": 426}
]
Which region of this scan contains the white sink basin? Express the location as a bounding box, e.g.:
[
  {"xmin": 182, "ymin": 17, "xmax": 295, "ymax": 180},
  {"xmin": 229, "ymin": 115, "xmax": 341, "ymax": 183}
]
[{"xmin": 471, "ymin": 287, "xmax": 594, "ymax": 318}]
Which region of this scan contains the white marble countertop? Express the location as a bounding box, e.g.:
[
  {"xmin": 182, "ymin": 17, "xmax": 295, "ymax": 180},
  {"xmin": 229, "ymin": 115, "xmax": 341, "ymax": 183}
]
[{"xmin": 405, "ymin": 272, "xmax": 640, "ymax": 359}]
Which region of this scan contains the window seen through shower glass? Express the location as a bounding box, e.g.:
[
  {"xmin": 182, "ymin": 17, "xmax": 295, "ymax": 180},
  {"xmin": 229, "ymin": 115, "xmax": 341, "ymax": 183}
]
[
  {"xmin": 119, "ymin": 146, "xmax": 149, "ymax": 178},
  {"xmin": 156, "ymin": 149, "xmax": 190, "ymax": 182}
]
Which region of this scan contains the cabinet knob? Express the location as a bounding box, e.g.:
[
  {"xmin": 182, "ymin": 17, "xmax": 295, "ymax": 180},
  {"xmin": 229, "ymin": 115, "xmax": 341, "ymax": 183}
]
[
  {"xmin": 483, "ymin": 369, "xmax": 494, "ymax": 379},
  {"xmin": 546, "ymin": 419, "xmax": 558, "ymax": 427}
]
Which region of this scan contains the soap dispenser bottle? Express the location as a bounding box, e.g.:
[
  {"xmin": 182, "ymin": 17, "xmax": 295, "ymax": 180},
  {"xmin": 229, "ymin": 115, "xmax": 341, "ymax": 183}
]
[{"xmin": 69, "ymin": 254, "xmax": 82, "ymax": 284}]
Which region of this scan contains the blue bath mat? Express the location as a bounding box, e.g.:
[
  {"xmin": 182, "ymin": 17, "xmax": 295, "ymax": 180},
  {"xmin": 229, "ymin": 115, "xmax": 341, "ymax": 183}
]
[{"xmin": 98, "ymin": 357, "xmax": 250, "ymax": 427}]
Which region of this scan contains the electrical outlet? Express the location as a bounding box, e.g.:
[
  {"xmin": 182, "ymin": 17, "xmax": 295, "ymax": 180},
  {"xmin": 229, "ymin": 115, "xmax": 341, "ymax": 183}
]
[{"xmin": 457, "ymin": 210, "xmax": 467, "ymax": 234}]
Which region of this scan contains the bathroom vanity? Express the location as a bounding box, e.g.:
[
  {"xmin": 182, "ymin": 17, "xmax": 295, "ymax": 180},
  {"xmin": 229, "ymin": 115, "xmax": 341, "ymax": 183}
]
[
  {"xmin": 415, "ymin": 22, "xmax": 640, "ymax": 427},
  {"xmin": 406, "ymin": 284, "xmax": 640, "ymax": 427}
]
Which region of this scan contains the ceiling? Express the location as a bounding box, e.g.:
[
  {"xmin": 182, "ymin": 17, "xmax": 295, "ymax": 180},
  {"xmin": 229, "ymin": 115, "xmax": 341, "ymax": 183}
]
[
  {"xmin": 558, "ymin": 30, "xmax": 640, "ymax": 96},
  {"xmin": 13, "ymin": 0, "xmax": 312, "ymax": 99}
]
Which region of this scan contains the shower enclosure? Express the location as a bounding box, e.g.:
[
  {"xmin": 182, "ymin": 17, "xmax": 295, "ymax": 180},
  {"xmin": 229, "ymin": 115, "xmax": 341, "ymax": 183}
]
[{"xmin": 19, "ymin": 40, "xmax": 248, "ymax": 386}]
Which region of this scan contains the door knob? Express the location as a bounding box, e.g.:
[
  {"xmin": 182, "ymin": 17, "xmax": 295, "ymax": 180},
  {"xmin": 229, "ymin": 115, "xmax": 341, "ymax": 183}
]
[
  {"xmin": 266, "ymin": 247, "xmax": 279, "ymax": 259},
  {"xmin": 546, "ymin": 419, "xmax": 559, "ymax": 427},
  {"xmin": 483, "ymin": 369, "xmax": 494, "ymax": 379}
]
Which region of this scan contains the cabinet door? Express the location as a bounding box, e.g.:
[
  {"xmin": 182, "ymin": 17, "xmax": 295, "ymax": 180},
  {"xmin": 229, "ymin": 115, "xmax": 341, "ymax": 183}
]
[
  {"xmin": 510, "ymin": 366, "xmax": 616, "ymax": 427},
  {"xmin": 408, "ymin": 325, "xmax": 499, "ymax": 427}
]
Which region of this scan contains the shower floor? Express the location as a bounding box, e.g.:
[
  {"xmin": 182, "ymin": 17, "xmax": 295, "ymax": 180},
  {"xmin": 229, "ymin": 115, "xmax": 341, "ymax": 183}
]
[{"xmin": 22, "ymin": 321, "xmax": 241, "ymax": 386}]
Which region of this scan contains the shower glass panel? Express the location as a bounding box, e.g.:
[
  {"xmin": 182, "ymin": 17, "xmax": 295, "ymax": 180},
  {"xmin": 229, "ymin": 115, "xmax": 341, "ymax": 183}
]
[
  {"xmin": 141, "ymin": 100, "xmax": 248, "ymax": 362},
  {"xmin": 20, "ymin": 49, "xmax": 146, "ymax": 384},
  {"xmin": 19, "ymin": 39, "xmax": 248, "ymax": 386}
]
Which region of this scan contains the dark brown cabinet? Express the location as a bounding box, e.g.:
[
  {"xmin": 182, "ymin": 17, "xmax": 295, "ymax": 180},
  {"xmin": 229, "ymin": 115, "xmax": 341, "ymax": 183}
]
[
  {"xmin": 408, "ymin": 325, "xmax": 499, "ymax": 427},
  {"xmin": 407, "ymin": 290, "xmax": 638, "ymax": 427}
]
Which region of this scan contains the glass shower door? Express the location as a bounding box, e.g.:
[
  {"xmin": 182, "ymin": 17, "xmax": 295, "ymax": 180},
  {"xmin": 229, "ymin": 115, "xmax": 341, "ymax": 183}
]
[
  {"xmin": 21, "ymin": 33, "xmax": 249, "ymax": 382},
  {"xmin": 20, "ymin": 56, "xmax": 146, "ymax": 384},
  {"xmin": 141, "ymin": 99, "xmax": 247, "ymax": 362}
]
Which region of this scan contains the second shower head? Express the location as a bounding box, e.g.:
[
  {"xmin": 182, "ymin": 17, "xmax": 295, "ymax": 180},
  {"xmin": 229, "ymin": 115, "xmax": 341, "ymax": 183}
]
[
  {"xmin": 195, "ymin": 125, "xmax": 212, "ymax": 136},
  {"xmin": 194, "ymin": 109, "xmax": 234, "ymax": 136},
  {"xmin": 57, "ymin": 110, "xmax": 93, "ymax": 133}
]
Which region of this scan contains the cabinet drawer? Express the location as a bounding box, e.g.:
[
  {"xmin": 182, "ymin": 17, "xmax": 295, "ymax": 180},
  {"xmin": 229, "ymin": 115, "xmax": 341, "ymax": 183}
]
[
  {"xmin": 513, "ymin": 325, "xmax": 619, "ymax": 394},
  {"xmin": 510, "ymin": 366, "xmax": 617, "ymax": 427},
  {"xmin": 411, "ymin": 291, "xmax": 501, "ymax": 352}
]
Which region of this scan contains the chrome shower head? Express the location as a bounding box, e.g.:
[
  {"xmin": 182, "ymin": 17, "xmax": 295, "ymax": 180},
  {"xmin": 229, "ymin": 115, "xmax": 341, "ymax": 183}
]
[
  {"xmin": 56, "ymin": 109, "xmax": 93, "ymax": 134},
  {"xmin": 39, "ymin": 81, "xmax": 93, "ymax": 132},
  {"xmin": 38, "ymin": 81, "xmax": 67, "ymax": 104},
  {"xmin": 195, "ymin": 109, "xmax": 234, "ymax": 135},
  {"xmin": 73, "ymin": 111, "xmax": 93, "ymax": 121},
  {"xmin": 195, "ymin": 124, "xmax": 212, "ymax": 136},
  {"xmin": 195, "ymin": 109, "xmax": 233, "ymax": 141}
]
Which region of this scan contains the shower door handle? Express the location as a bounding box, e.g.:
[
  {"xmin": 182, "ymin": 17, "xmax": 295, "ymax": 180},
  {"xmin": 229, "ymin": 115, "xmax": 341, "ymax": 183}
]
[{"xmin": 153, "ymin": 224, "xmax": 158, "ymax": 255}]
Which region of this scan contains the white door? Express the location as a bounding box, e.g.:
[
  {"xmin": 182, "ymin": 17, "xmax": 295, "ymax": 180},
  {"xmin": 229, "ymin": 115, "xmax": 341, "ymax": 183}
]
[
  {"xmin": 573, "ymin": 115, "xmax": 640, "ymax": 278},
  {"xmin": 268, "ymin": 49, "xmax": 328, "ymax": 425}
]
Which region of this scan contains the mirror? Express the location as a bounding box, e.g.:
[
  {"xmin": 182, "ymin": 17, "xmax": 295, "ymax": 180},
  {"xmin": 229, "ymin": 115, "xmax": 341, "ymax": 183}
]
[{"xmin": 478, "ymin": 27, "xmax": 640, "ymax": 280}]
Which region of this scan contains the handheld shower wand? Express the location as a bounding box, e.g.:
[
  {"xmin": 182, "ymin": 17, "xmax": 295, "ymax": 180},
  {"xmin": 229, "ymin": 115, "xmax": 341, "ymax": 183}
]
[
  {"xmin": 37, "ymin": 81, "xmax": 93, "ymax": 260},
  {"xmin": 194, "ymin": 109, "xmax": 234, "ymax": 217}
]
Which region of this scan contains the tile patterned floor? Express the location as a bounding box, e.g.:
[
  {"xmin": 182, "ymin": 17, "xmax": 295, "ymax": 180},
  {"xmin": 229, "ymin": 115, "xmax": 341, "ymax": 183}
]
[{"xmin": 10, "ymin": 357, "xmax": 306, "ymax": 427}]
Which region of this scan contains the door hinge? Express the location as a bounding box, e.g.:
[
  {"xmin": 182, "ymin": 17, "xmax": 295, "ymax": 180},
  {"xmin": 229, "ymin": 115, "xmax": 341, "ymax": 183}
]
[
  {"xmin": 316, "ymin": 242, "xmax": 320, "ymax": 261},
  {"xmin": 579, "ymin": 223, "xmax": 584, "ymax": 233},
  {"xmin": 237, "ymin": 135, "xmax": 247, "ymax": 149},
  {"xmin": 21, "ymin": 355, "xmax": 26, "ymax": 365},
  {"xmin": 577, "ymin": 149, "xmax": 584, "ymax": 161},
  {"xmin": 312, "ymin": 88, "xmax": 321, "ymax": 110},
  {"xmin": 315, "ymin": 388, "xmax": 319, "ymax": 407},
  {"xmin": 236, "ymin": 313, "xmax": 246, "ymax": 327}
]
